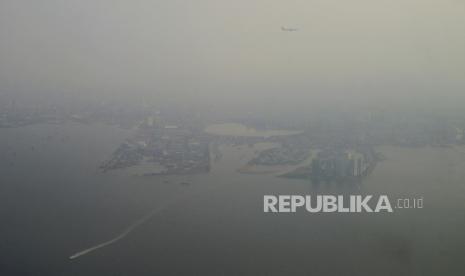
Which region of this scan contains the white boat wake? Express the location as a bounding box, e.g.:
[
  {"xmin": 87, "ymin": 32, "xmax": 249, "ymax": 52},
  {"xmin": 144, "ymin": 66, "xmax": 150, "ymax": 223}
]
[{"xmin": 69, "ymin": 203, "xmax": 171, "ymax": 260}]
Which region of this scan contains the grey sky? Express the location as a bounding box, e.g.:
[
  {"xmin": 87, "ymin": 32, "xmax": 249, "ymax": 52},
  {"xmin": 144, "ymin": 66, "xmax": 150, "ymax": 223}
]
[{"xmin": 1, "ymin": 0, "xmax": 464, "ymax": 109}]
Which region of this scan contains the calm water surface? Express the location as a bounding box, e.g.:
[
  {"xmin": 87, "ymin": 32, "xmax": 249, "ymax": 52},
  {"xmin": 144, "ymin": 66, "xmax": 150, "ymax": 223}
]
[{"xmin": 1, "ymin": 123, "xmax": 464, "ymax": 275}]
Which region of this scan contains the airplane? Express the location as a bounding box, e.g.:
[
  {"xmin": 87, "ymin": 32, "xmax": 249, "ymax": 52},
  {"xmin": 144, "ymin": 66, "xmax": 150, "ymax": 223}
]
[{"xmin": 281, "ymin": 26, "xmax": 298, "ymax": 32}]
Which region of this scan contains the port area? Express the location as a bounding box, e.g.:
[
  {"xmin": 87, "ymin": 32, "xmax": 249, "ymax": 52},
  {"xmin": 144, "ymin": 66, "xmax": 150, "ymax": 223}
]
[
  {"xmin": 237, "ymin": 145, "xmax": 380, "ymax": 183},
  {"xmin": 278, "ymin": 147, "xmax": 383, "ymax": 183},
  {"xmin": 99, "ymin": 120, "xmax": 381, "ymax": 182},
  {"xmin": 99, "ymin": 124, "xmax": 210, "ymax": 176}
]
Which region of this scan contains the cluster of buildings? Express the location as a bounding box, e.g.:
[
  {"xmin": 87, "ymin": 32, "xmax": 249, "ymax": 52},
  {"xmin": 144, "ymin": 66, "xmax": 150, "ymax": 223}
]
[
  {"xmin": 100, "ymin": 118, "xmax": 210, "ymax": 175},
  {"xmin": 310, "ymin": 147, "xmax": 376, "ymax": 181}
]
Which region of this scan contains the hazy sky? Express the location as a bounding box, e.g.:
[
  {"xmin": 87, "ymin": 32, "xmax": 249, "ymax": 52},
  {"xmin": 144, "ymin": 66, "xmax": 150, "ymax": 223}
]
[{"xmin": 1, "ymin": 0, "xmax": 464, "ymax": 109}]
